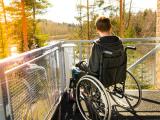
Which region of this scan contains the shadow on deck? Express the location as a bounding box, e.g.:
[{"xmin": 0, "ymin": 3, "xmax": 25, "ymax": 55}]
[{"xmin": 56, "ymin": 90, "xmax": 160, "ymax": 120}]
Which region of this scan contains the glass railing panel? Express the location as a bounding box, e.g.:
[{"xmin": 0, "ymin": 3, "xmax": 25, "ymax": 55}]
[
  {"xmin": 0, "ymin": 43, "xmax": 63, "ymax": 120},
  {"xmin": 129, "ymin": 54, "xmax": 156, "ymax": 89},
  {"xmin": 128, "ymin": 44, "xmax": 160, "ymax": 90}
]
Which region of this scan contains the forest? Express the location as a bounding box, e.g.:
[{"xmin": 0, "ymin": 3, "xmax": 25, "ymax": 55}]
[
  {"xmin": 37, "ymin": 9, "xmax": 156, "ymax": 40},
  {"xmin": 0, "ymin": 0, "xmax": 156, "ymax": 58}
]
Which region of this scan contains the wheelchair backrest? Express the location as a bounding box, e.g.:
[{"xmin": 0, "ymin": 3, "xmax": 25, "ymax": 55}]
[{"xmin": 99, "ymin": 50, "xmax": 127, "ymax": 87}]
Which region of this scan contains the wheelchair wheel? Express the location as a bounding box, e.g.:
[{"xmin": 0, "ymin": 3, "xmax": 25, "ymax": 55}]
[
  {"xmin": 76, "ymin": 75, "xmax": 111, "ymax": 120},
  {"xmin": 109, "ymin": 70, "xmax": 142, "ymax": 109}
]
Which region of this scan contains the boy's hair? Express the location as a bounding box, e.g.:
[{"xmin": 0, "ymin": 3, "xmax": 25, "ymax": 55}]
[{"xmin": 95, "ymin": 16, "xmax": 111, "ymax": 32}]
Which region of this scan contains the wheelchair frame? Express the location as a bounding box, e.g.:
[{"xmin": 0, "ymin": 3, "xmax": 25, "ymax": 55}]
[{"xmin": 69, "ymin": 46, "xmax": 142, "ymax": 120}]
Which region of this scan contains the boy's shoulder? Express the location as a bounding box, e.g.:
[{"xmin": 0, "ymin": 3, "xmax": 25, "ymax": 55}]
[
  {"xmin": 93, "ymin": 38, "xmax": 100, "ymax": 44},
  {"xmin": 94, "ymin": 36, "xmax": 121, "ymax": 43},
  {"xmin": 92, "ymin": 39, "xmax": 102, "ymax": 47}
]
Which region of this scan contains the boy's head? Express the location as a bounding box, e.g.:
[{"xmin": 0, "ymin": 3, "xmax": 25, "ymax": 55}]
[{"xmin": 95, "ymin": 16, "xmax": 112, "ymax": 34}]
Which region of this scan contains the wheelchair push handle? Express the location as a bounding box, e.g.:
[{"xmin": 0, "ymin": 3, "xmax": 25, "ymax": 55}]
[
  {"xmin": 75, "ymin": 60, "xmax": 88, "ymax": 72},
  {"xmin": 125, "ymin": 46, "xmax": 136, "ymax": 52},
  {"xmin": 75, "ymin": 60, "xmax": 86, "ymax": 68}
]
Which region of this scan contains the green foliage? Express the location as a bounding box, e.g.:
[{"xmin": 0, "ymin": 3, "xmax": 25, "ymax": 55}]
[
  {"xmin": 35, "ymin": 34, "xmax": 49, "ymax": 47},
  {"xmin": 130, "ymin": 9, "xmax": 156, "ymax": 37},
  {"xmin": 124, "ymin": 26, "xmax": 135, "ymax": 38},
  {"xmin": 111, "ymin": 17, "xmax": 120, "ymax": 36},
  {"xmin": 37, "ymin": 19, "xmax": 77, "ymax": 40}
]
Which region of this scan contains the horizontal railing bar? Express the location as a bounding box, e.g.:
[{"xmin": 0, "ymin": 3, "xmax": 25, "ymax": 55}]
[
  {"xmin": 5, "ymin": 47, "xmax": 59, "ymax": 74},
  {"xmin": 121, "ymin": 37, "xmax": 160, "ymax": 42},
  {"xmin": 55, "ymin": 37, "xmax": 160, "ymax": 43},
  {"xmin": 0, "ymin": 41, "xmax": 61, "ymax": 66},
  {"xmin": 135, "ymin": 43, "xmax": 160, "ymax": 45}
]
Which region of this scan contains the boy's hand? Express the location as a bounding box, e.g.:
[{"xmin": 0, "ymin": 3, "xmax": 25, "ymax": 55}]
[{"xmin": 76, "ymin": 61, "xmax": 88, "ymax": 72}]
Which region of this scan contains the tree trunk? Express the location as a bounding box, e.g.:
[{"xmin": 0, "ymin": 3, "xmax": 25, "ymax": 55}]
[
  {"xmin": 120, "ymin": 0, "xmax": 124, "ymax": 37},
  {"xmin": 1, "ymin": 0, "xmax": 7, "ymax": 24},
  {"xmin": 126, "ymin": 0, "xmax": 132, "ymax": 29},
  {"xmin": 1, "ymin": 0, "xmax": 8, "ymax": 57},
  {"xmin": 21, "ymin": 0, "xmax": 28, "ymax": 51},
  {"xmin": 33, "ymin": 0, "xmax": 36, "ymax": 38},
  {"xmin": 0, "ymin": 22, "xmax": 4, "ymax": 58},
  {"xmin": 87, "ymin": 0, "xmax": 90, "ymax": 40},
  {"xmin": 120, "ymin": 0, "xmax": 126, "ymax": 37}
]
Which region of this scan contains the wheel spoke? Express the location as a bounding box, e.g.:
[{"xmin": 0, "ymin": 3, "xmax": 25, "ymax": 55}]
[{"xmin": 124, "ymin": 94, "xmax": 135, "ymax": 101}]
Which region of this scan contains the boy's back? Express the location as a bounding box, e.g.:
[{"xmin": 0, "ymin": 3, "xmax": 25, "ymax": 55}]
[
  {"xmin": 88, "ymin": 36, "xmax": 124, "ymax": 77},
  {"xmin": 88, "ymin": 16, "xmax": 126, "ymax": 85}
]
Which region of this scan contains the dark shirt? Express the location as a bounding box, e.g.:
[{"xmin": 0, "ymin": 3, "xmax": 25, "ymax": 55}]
[{"xmin": 88, "ymin": 36, "xmax": 124, "ymax": 78}]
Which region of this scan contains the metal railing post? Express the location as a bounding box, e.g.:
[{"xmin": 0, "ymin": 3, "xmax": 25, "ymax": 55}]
[
  {"xmin": 0, "ymin": 65, "xmax": 11, "ymax": 120},
  {"xmin": 79, "ymin": 41, "xmax": 82, "ymax": 61},
  {"xmin": 58, "ymin": 42, "xmax": 66, "ymax": 93},
  {"xmin": 153, "ymin": 54, "xmax": 156, "ymax": 86},
  {"xmin": 57, "ymin": 42, "xmax": 66, "ymax": 120}
]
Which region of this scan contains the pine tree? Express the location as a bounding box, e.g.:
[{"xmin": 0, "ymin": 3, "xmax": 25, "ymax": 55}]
[
  {"xmin": 5, "ymin": 0, "xmax": 50, "ymax": 52},
  {"xmin": 0, "ymin": 0, "xmax": 9, "ymax": 58}
]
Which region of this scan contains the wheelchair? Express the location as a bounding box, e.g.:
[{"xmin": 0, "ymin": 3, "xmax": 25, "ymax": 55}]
[{"xmin": 69, "ymin": 46, "xmax": 142, "ymax": 120}]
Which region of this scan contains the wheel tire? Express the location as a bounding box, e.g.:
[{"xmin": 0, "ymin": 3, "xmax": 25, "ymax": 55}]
[
  {"xmin": 76, "ymin": 75, "xmax": 111, "ymax": 120},
  {"xmin": 109, "ymin": 70, "xmax": 142, "ymax": 109}
]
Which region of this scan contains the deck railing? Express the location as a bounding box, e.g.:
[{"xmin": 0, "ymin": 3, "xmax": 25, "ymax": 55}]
[{"xmin": 0, "ymin": 42, "xmax": 68, "ymax": 120}]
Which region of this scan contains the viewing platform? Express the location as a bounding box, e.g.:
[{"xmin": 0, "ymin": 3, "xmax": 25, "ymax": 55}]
[{"xmin": 0, "ymin": 38, "xmax": 160, "ymax": 120}]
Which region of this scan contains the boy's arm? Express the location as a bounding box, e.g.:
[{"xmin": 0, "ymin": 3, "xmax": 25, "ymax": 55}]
[{"xmin": 88, "ymin": 43, "xmax": 100, "ymax": 77}]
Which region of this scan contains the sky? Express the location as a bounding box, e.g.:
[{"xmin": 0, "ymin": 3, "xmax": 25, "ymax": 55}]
[
  {"xmin": 4, "ymin": 0, "xmax": 157, "ymax": 23},
  {"xmin": 41, "ymin": 0, "xmax": 78, "ymax": 23},
  {"xmin": 39, "ymin": 0, "xmax": 157, "ymax": 23}
]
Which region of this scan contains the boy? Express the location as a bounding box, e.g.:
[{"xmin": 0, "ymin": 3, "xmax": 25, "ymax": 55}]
[{"xmin": 88, "ymin": 16, "xmax": 124, "ymax": 79}]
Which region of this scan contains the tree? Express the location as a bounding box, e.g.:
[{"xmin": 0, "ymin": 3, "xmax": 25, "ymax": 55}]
[
  {"xmin": 74, "ymin": 0, "xmax": 156, "ymax": 39},
  {"xmin": 0, "ymin": 0, "xmax": 9, "ymax": 57},
  {"xmin": 126, "ymin": 0, "xmax": 132, "ymax": 29},
  {"xmin": 24, "ymin": 0, "xmax": 50, "ymax": 40},
  {"xmin": 5, "ymin": 0, "xmax": 50, "ymax": 52},
  {"xmin": 75, "ymin": 0, "xmax": 121, "ymax": 40},
  {"xmin": 75, "ymin": 0, "xmax": 104, "ymax": 40},
  {"xmin": 21, "ymin": 0, "xmax": 28, "ymax": 51}
]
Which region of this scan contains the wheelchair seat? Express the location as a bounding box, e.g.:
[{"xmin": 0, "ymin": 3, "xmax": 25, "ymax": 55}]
[{"xmin": 99, "ymin": 49, "xmax": 127, "ymax": 87}]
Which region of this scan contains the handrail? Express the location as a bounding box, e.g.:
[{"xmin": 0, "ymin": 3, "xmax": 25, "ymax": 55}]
[
  {"xmin": 58, "ymin": 37, "xmax": 160, "ymax": 43},
  {"xmin": 0, "ymin": 41, "xmax": 61, "ymax": 65},
  {"xmin": 0, "ymin": 41, "xmax": 65, "ymax": 120}
]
